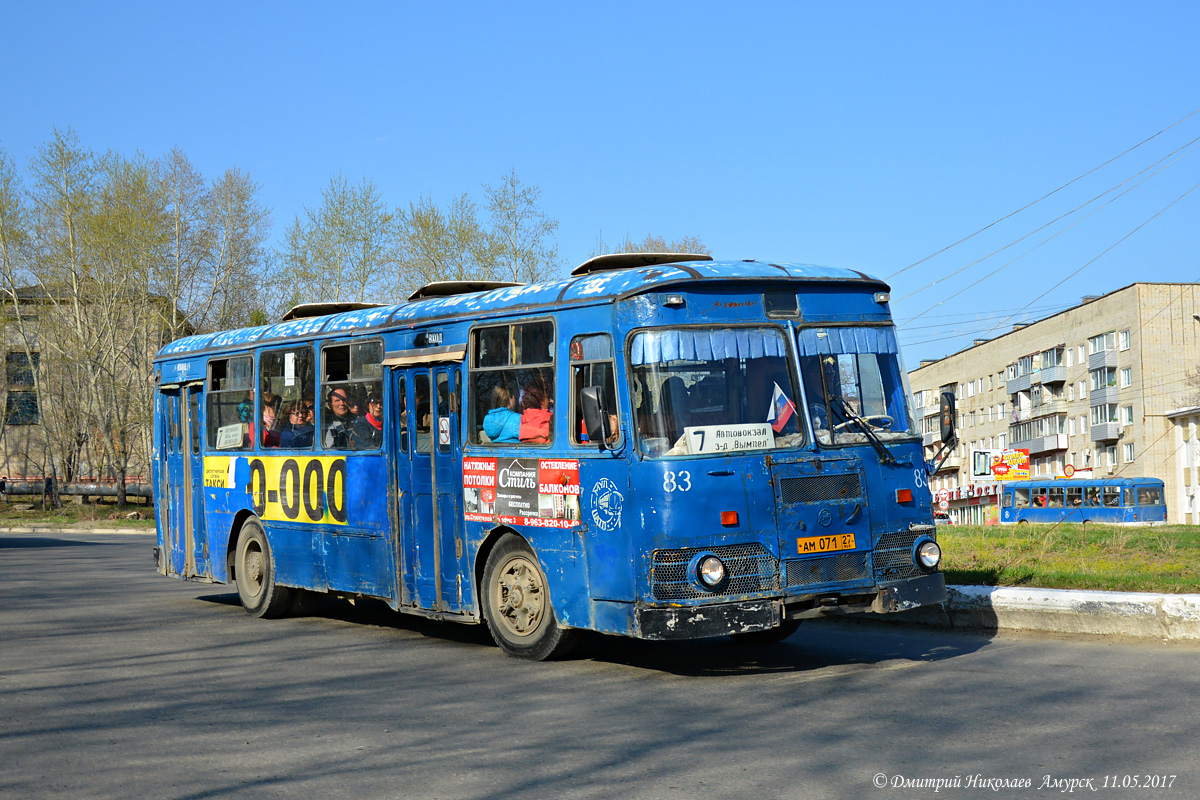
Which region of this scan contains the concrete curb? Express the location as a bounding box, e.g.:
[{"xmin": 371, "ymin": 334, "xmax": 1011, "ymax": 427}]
[
  {"xmin": 0, "ymin": 526, "xmax": 152, "ymax": 535},
  {"xmin": 869, "ymin": 585, "xmax": 1200, "ymax": 641}
]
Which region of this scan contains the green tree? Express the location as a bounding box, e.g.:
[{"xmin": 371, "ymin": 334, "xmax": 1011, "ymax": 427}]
[
  {"xmin": 275, "ymin": 174, "xmax": 403, "ymax": 310},
  {"xmin": 483, "ymin": 169, "xmax": 561, "ymax": 283},
  {"xmin": 590, "ymin": 232, "xmax": 711, "ymax": 258},
  {"xmin": 400, "ymin": 192, "xmax": 490, "ymax": 285}
]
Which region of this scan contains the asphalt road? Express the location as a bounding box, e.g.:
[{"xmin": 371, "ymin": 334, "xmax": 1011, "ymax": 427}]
[{"xmin": 1, "ymin": 532, "xmax": 1197, "ymax": 800}]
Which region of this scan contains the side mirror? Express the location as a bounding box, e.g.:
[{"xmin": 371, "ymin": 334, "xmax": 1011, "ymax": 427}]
[
  {"xmin": 581, "ymin": 386, "xmax": 612, "ymax": 448},
  {"xmin": 939, "ymin": 391, "xmax": 958, "ymax": 446}
]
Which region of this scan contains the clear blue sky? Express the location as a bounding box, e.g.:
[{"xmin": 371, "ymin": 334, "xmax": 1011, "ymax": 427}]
[{"xmin": 3, "ymin": 1, "xmax": 1198, "ymax": 363}]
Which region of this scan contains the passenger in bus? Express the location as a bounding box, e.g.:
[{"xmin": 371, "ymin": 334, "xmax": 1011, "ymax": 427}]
[
  {"xmin": 484, "ymin": 385, "xmax": 521, "ymax": 443},
  {"xmin": 261, "ymin": 396, "xmax": 283, "ymax": 448},
  {"xmin": 279, "ymin": 400, "xmax": 314, "ymax": 448},
  {"xmin": 362, "ymin": 393, "xmax": 384, "ymax": 447},
  {"xmin": 324, "ymin": 387, "xmax": 361, "ymax": 449},
  {"xmin": 518, "ymin": 381, "xmax": 552, "ymax": 443}
]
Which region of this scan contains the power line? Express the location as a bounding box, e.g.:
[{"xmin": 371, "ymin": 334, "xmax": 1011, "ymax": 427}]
[
  {"xmin": 887, "ymin": 106, "xmax": 1200, "ymax": 281},
  {"xmin": 898, "ymin": 143, "xmax": 1200, "ymax": 324}
]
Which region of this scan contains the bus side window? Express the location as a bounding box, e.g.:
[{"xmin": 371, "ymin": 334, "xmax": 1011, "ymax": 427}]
[
  {"xmin": 569, "ymin": 334, "xmax": 619, "ymax": 446},
  {"xmin": 397, "ymin": 376, "xmax": 408, "ymax": 453},
  {"xmin": 260, "ymin": 346, "xmax": 315, "ymax": 450},
  {"xmin": 1102, "ymin": 487, "xmax": 1120, "ymax": 507},
  {"xmin": 469, "ymin": 320, "xmax": 555, "ymax": 446},
  {"xmin": 207, "ymin": 356, "xmax": 254, "ymax": 450},
  {"xmin": 1001, "ymin": 491, "xmax": 1012, "ymax": 508},
  {"xmin": 321, "ymin": 341, "xmax": 383, "ymax": 451},
  {"xmin": 415, "ymin": 374, "xmax": 431, "ymax": 454},
  {"xmin": 1047, "ymin": 487, "xmax": 1064, "ymax": 508},
  {"xmin": 1121, "ymin": 488, "xmax": 1135, "ymax": 507},
  {"xmin": 1084, "ymin": 487, "xmax": 1101, "ymax": 507},
  {"xmin": 1014, "ymin": 488, "xmax": 1030, "ymax": 508},
  {"xmin": 1066, "ymin": 487, "xmax": 1082, "ymax": 507}
]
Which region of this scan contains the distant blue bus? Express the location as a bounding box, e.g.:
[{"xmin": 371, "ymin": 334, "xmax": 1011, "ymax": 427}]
[
  {"xmin": 151, "ymin": 253, "xmax": 949, "ymax": 660},
  {"xmin": 999, "ymin": 478, "xmax": 1166, "ymax": 525}
]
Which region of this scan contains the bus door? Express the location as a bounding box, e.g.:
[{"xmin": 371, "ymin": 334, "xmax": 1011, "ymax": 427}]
[
  {"xmin": 402, "ymin": 366, "xmax": 468, "ymax": 614},
  {"xmin": 159, "ymin": 384, "xmax": 208, "ymax": 578}
]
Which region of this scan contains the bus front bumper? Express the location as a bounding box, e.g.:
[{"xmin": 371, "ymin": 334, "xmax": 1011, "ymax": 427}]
[{"xmin": 635, "ymin": 573, "xmax": 947, "ymax": 640}]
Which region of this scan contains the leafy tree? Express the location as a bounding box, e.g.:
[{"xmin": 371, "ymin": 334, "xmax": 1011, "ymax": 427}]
[
  {"xmin": 275, "ymin": 174, "xmax": 403, "ymax": 310},
  {"xmin": 590, "ymin": 232, "xmax": 711, "ymax": 258},
  {"xmin": 483, "ymin": 169, "xmax": 561, "ymax": 283},
  {"xmin": 400, "ymin": 192, "xmax": 490, "ymax": 285}
]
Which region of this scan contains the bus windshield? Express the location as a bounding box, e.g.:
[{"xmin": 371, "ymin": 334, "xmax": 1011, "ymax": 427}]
[
  {"xmin": 796, "ymin": 326, "xmax": 917, "ymax": 446},
  {"xmin": 630, "ymin": 327, "xmax": 805, "ymax": 457}
]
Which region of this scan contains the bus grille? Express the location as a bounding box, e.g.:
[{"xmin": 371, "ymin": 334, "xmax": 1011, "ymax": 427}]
[
  {"xmin": 785, "ymin": 552, "xmax": 871, "ymax": 587},
  {"xmin": 873, "ymin": 529, "xmax": 931, "ymax": 582},
  {"xmin": 778, "ymin": 474, "xmax": 862, "ymax": 504},
  {"xmin": 651, "ymin": 543, "xmax": 779, "ymax": 601}
]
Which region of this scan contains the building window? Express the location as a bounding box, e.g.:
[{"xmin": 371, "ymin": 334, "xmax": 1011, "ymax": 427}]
[
  {"xmin": 1123, "ymin": 443, "xmax": 1135, "ymax": 462},
  {"xmin": 1090, "ymin": 367, "xmax": 1116, "ymax": 391},
  {"xmin": 1105, "ymin": 445, "xmax": 1117, "ymax": 467},
  {"xmin": 1089, "ymin": 331, "xmax": 1116, "ymax": 354},
  {"xmin": 967, "ymin": 381, "xmax": 975, "ymax": 397},
  {"xmin": 1066, "ymin": 348, "xmax": 1073, "ymax": 367},
  {"xmin": 1120, "ymin": 367, "xmax": 1132, "ymax": 388},
  {"xmin": 1077, "ymin": 345, "xmax": 1085, "ymax": 364},
  {"xmin": 1091, "ymin": 404, "xmax": 1118, "ymax": 425},
  {"xmin": 1068, "ymin": 384, "xmax": 1075, "ymax": 401},
  {"xmin": 1121, "ymin": 405, "xmax": 1133, "ymax": 425},
  {"xmin": 1069, "ymin": 417, "xmax": 1076, "ymax": 436},
  {"xmin": 1119, "ymin": 330, "xmax": 1130, "ymax": 351},
  {"xmin": 1080, "ymin": 415, "xmax": 1088, "ymax": 433},
  {"xmin": 1079, "ymin": 381, "xmax": 1086, "ymax": 400},
  {"xmin": 998, "ymin": 433, "xmax": 1007, "ymax": 449},
  {"xmin": 4, "ymin": 351, "xmax": 39, "ymax": 425}
]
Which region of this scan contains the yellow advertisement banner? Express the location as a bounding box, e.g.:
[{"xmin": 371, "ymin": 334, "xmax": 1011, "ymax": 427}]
[{"xmin": 204, "ymin": 455, "xmax": 347, "ymax": 526}]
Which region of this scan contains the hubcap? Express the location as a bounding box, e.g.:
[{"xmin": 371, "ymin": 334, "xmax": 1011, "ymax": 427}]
[
  {"xmin": 494, "ymin": 556, "xmax": 544, "ymax": 638},
  {"xmin": 243, "ymin": 544, "xmax": 264, "ymax": 597}
]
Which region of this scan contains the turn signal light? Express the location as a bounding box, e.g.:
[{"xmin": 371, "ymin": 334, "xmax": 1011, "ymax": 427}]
[
  {"xmin": 895, "ymin": 489, "xmax": 913, "ymax": 503},
  {"xmin": 720, "ymin": 510, "xmax": 739, "ymax": 526}
]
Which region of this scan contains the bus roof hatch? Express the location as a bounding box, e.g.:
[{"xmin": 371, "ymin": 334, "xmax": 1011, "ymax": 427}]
[
  {"xmin": 408, "ymin": 281, "xmax": 525, "ymax": 301},
  {"xmin": 570, "ymin": 252, "xmax": 713, "ymax": 276}
]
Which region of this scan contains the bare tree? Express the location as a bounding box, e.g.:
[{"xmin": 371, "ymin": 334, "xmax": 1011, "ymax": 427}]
[
  {"xmin": 400, "ymin": 193, "xmax": 491, "ymax": 285},
  {"xmin": 483, "ymin": 169, "xmax": 561, "ymax": 283},
  {"xmin": 590, "ymin": 232, "xmax": 711, "ymax": 258},
  {"xmin": 275, "ymin": 174, "xmax": 403, "ymax": 309}
]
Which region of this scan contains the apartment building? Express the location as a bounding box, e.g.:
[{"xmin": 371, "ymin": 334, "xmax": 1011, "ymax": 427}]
[{"xmin": 908, "ymin": 283, "xmax": 1200, "ymax": 524}]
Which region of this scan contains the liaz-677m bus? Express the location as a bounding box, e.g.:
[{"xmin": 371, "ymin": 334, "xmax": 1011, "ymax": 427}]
[{"xmin": 152, "ymin": 253, "xmax": 949, "ymax": 660}]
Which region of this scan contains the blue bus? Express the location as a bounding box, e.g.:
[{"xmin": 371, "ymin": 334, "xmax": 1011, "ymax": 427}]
[
  {"xmin": 999, "ymin": 478, "xmax": 1166, "ymax": 525},
  {"xmin": 151, "ymin": 254, "xmax": 948, "ymax": 659}
]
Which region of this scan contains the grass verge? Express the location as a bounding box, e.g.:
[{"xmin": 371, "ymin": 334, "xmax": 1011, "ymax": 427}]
[
  {"xmin": 939, "ymin": 523, "xmax": 1200, "ymax": 593},
  {"xmin": 0, "ymin": 498, "xmax": 156, "ymax": 530}
]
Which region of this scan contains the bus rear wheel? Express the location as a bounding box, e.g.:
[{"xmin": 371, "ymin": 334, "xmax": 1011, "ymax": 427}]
[
  {"xmin": 730, "ymin": 619, "xmax": 803, "ymax": 645},
  {"xmin": 481, "ymin": 534, "xmax": 579, "ymax": 661},
  {"xmin": 235, "ymin": 519, "xmax": 293, "ymax": 619}
]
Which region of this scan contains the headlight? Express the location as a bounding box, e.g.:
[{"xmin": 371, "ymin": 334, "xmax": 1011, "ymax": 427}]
[
  {"xmin": 697, "ymin": 555, "xmax": 727, "ymax": 589},
  {"xmin": 916, "ymin": 540, "xmax": 941, "ymax": 570}
]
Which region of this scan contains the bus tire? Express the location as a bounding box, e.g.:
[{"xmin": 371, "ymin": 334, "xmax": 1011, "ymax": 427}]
[
  {"xmin": 730, "ymin": 618, "xmax": 803, "ymax": 645},
  {"xmin": 235, "ymin": 519, "xmax": 293, "ymax": 619},
  {"xmin": 481, "ymin": 534, "xmax": 579, "ymax": 661}
]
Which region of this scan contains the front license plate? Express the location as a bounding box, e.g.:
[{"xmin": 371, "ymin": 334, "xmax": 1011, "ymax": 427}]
[{"xmin": 797, "ymin": 533, "xmax": 856, "ymax": 555}]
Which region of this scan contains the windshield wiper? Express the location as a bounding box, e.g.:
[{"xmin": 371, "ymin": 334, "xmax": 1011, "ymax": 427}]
[{"xmin": 830, "ymin": 396, "xmax": 903, "ymax": 466}]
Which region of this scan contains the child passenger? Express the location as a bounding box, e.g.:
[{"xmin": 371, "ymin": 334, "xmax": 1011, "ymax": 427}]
[{"xmin": 483, "ymin": 385, "xmax": 521, "ymax": 443}]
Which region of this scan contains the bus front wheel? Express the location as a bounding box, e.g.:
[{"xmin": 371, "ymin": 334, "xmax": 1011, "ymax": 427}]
[
  {"xmin": 731, "ymin": 618, "xmax": 803, "ymax": 645},
  {"xmin": 235, "ymin": 519, "xmax": 293, "ymax": 619},
  {"xmin": 481, "ymin": 534, "xmax": 579, "ymax": 661}
]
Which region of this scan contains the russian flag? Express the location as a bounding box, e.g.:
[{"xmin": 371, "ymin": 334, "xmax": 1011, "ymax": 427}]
[{"xmin": 767, "ymin": 382, "xmax": 796, "ymax": 433}]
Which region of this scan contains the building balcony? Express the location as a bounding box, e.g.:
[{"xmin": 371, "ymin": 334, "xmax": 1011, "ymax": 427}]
[
  {"xmin": 1088, "ymin": 349, "xmax": 1118, "ymax": 370},
  {"xmin": 1010, "ymin": 433, "xmax": 1067, "ymax": 455},
  {"xmin": 933, "ymin": 454, "xmax": 961, "ymax": 472},
  {"xmin": 1031, "ymin": 399, "xmax": 1067, "ymax": 417},
  {"xmin": 1006, "ymin": 373, "xmax": 1031, "ymax": 394},
  {"xmin": 1091, "ymin": 422, "xmax": 1122, "ymax": 442},
  {"xmin": 922, "ymin": 431, "xmax": 941, "ymax": 447},
  {"xmin": 1038, "ymin": 364, "xmax": 1067, "ymax": 384},
  {"xmin": 1090, "ymin": 385, "xmax": 1119, "ymax": 406},
  {"xmin": 922, "ymin": 403, "xmax": 940, "ymax": 418}
]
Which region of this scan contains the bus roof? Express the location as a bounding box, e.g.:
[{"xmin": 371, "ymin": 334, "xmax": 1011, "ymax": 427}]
[
  {"xmin": 155, "ymin": 258, "xmax": 885, "ymax": 362},
  {"xmin": 1000, "ymin": 477, "xmax": 1163, "ymax": 488}
]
